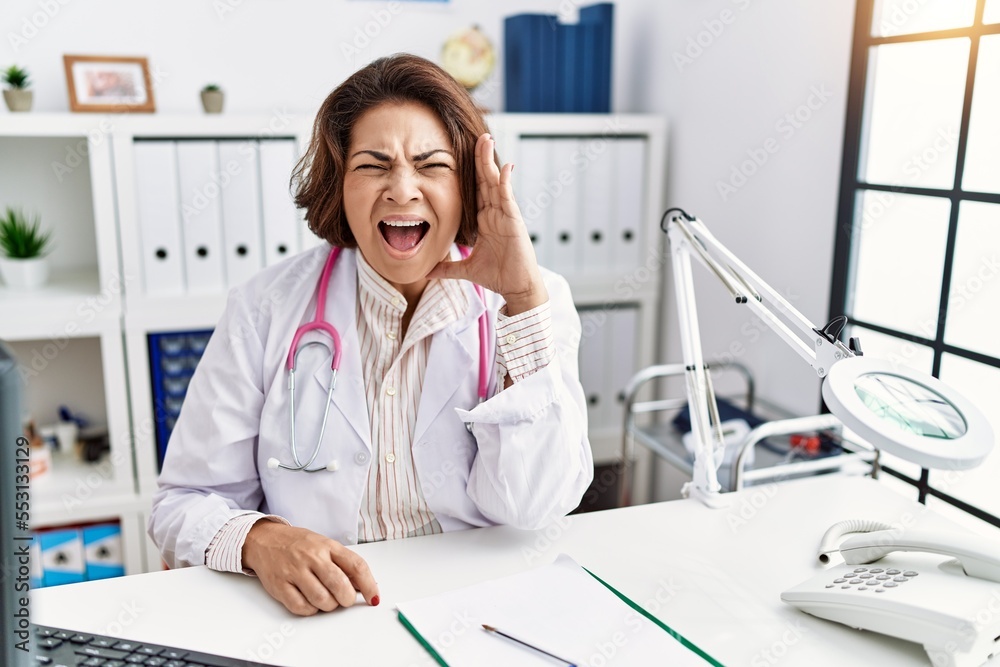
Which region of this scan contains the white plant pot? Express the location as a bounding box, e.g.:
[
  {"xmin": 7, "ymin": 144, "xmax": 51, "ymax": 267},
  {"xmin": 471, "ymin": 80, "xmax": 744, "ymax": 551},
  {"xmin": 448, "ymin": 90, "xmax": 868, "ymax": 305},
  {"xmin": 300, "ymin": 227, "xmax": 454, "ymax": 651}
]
[
  {"xmin": 201, "ymin": 90, "xmax": 224, "ymax": 114},
  {"xmin": 3, "ymin": 89, "xmax": 33, "ymax": 112},
  {"xmin": 0, "ymin": 256, "xmax": 50, "ymax": 289}
]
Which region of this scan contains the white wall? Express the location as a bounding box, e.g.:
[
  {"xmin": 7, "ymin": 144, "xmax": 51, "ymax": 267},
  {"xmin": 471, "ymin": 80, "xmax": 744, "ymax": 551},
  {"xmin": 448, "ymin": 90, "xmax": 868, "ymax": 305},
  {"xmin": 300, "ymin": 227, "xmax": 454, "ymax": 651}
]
[
  {"xmin": 2, "ymin": 0, "xmax": 856, "ymax": 416},
  {"xmin": 617, "ymin": 1, "xmax": 857, "ymax": 419}
]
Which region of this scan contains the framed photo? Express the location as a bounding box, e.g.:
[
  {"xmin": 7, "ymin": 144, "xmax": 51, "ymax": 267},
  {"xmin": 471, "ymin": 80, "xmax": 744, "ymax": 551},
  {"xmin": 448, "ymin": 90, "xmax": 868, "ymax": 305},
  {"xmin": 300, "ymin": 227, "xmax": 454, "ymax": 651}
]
[{"xmin": 63, "ymin": 55, "xmax": 155, "ymax": 113}]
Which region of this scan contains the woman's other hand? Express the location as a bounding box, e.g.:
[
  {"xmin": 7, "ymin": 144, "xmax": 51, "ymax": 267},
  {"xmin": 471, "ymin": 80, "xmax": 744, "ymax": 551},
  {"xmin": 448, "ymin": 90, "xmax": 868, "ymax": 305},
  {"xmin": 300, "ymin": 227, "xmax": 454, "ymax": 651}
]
[
  {"xmin": 242, "ymin": 521, "xmax": 380, "ymax": 616},
  {"xmin": 427, "ymin": 133, "xmax": 548, "ymax": 316}
]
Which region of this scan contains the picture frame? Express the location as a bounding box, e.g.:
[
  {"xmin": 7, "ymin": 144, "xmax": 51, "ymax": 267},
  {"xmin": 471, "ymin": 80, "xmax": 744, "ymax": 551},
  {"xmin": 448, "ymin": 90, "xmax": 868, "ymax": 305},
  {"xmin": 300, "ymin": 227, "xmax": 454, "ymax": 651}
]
[{"xmin": 63, "ymin": 55, "xmax": 156, "ymax": 113}]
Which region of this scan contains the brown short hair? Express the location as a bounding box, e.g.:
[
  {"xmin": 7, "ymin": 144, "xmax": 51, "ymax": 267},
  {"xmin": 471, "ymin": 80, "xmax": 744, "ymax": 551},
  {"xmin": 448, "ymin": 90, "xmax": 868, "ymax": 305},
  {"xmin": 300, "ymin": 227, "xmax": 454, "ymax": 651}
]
[{"xmin": 293, "ymin": 54, "xmax": 491, "ymax": 248}]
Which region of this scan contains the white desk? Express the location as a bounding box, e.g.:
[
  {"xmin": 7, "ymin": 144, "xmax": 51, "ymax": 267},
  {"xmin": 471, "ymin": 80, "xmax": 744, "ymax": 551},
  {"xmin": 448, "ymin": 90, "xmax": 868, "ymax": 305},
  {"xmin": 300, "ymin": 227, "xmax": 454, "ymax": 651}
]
[{"xmin": 32, "ymin": 476, "xmax": 996, "ymax": 666}]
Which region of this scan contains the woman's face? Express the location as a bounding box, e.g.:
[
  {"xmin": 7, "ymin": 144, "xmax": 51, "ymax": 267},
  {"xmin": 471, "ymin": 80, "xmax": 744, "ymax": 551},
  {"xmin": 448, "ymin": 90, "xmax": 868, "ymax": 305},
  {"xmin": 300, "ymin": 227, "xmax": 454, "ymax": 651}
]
[{"xmin": 343, "ymin": 100, "xmax": 463, "ymax": 302}]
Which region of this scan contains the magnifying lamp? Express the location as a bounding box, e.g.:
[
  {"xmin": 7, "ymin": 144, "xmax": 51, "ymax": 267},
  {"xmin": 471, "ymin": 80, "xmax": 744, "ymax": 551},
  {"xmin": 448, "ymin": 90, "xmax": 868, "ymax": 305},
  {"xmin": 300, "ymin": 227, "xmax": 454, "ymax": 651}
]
[{"xmin": 661, "ymin": 208, "xmax": 995, "ymax": 507}]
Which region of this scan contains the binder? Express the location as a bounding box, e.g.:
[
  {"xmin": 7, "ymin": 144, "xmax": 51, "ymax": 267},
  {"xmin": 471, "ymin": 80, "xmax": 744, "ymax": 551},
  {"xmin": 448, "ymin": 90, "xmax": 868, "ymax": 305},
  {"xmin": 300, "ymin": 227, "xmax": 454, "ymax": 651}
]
[
  {"xmin": 82, "ymin": 523, "xmax": 125, "ymax": 581},
  {"xmin": 515, "ymin": 138, "xmax": 552, "ymax": 268},
  {"xmin": 39, "ymin": 528, "xmax": 85, "ymax": 587},
  {"xmin": 504, "ymin": 14, "xmax": 546, "ymax": 111},
  {"xmin": 580, "ymin": 136, "xmax": 614, "ymax": 270},
  {"xmin": 219, "ymin": 140, "xmax": 265, "ymax": 287},
  {"xmin": 578, "ymin": 22, "xmax": 601, "ymax": 112},
  {"xmin": 609, "ymin": 306, "xmax": 639, "ymax": 430},
  {"xmin": 176, "ymin": 141, "xmax": 227, "ymax": 293},
  {"xmin": 580, "ymin": 3, "xmax": 614, "ymax": 112},
  {"xmin": 577, "ymin": 308, "xmax": 609, "ymax": 430},
  {"xmin": 537, "ymin": 15, "xmax": 559, "ymax": 112},
  {"xmin": 505, "ymin": 4, "xmax": 614, "ymax": 113},
  {"xmin": 258, "ymin": 139, "xmax": 302, "ymax": 266},
  {"xmin": 612, "ymin": 138, "xmax": 647, "ymax": 273},
  {"xmin": 554, "ymin": 24, "xmax": 578, "ymax": 113},
  {"xmin": 547, "ymin": 138, "xmax": 581, "ymax": 276},
  {"xmin": 134, "ymin": 141, "xmax": 186, "ymax": 295}
]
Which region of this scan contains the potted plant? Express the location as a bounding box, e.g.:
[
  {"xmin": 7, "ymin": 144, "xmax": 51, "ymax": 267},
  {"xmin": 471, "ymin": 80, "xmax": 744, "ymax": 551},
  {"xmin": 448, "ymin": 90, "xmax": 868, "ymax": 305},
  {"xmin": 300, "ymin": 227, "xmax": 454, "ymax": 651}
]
[
  {"xmin": 0, "ymin": 207, "xmax": 52, "ymax": 289},
  {"xmin": 200, "ymin": 83, "xmax": 224, "ymax": 114},
  {"xmin": 2, "ymin": 65, "xmax": 32, "ymax": 112}
]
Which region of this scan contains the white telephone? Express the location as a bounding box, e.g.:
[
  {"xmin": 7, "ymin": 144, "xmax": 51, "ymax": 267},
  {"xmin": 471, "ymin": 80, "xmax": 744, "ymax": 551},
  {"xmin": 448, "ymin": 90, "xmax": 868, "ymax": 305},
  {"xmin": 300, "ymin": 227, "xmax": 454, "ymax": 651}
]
[{"xmin": 781, "ymin": 519, "xmax": 1000, "ymax": 667}]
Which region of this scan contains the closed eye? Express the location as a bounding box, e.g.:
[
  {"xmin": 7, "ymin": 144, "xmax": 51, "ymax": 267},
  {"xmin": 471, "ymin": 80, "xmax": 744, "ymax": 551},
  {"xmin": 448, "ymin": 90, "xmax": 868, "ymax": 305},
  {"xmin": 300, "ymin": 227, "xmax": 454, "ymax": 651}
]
[
  {"xmin": 354, "ymin": 163, "xmax": 387, "ymax": 171},
  {"xmin": 419, "ymin": 162, "xmax": 452, "ymax": 170}
]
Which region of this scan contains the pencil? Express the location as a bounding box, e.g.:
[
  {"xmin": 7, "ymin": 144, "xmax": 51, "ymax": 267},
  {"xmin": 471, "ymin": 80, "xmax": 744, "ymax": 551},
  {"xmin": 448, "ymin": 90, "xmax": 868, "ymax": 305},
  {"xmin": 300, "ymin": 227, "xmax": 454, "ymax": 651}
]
[{"xmin": 481, "ymin": 624, "xmax": 577, "ymax": 666}]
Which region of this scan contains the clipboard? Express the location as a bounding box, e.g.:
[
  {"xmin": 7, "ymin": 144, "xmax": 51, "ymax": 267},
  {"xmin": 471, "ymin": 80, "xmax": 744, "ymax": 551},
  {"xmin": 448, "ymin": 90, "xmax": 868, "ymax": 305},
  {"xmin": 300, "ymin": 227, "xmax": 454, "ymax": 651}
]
[{"xmin": 396, "ymin": 554, "xmax": 723, "ymax": 667}]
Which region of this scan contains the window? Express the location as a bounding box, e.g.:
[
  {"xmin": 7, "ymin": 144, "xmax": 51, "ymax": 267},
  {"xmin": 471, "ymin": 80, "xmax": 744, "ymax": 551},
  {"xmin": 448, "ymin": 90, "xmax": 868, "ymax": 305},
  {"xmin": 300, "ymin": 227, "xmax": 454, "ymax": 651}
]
[{"xmin": 830, "ymin": 0, "xmax": 1000, "ymax": 529}]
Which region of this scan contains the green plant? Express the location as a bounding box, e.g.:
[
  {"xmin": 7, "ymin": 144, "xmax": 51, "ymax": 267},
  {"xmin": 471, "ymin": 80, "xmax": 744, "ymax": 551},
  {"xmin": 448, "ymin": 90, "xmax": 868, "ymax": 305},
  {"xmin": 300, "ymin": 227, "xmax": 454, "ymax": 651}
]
[
  {"xmin": 202, "ymin": 83, "xmax": 221, "ymax": 92},
  {"xmin": 0, "ymin": 208, "xmax": 51, "ymax": 259},
  {"xmin": 2, "ymin": 65, "xmax": 31, "ymax": 90}
]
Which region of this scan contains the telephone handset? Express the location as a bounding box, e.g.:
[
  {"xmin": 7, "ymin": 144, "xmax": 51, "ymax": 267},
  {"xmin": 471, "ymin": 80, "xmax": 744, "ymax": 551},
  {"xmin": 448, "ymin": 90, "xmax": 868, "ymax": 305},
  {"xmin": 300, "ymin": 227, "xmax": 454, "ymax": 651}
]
[{"xmin": 782, "ymin": 520, "xmax": 1000, "ymax": 667}]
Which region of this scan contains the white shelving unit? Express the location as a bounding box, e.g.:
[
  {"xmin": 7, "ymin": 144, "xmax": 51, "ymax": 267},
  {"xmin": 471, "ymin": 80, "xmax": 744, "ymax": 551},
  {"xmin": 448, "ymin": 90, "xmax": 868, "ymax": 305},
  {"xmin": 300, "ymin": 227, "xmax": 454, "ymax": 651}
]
[
  {"xmin": 0, "ymin": 114, "xmax": 143, "ymax": 575},
  {"xmin": 2, "ymin": 111, "xmax": 667, "ymax": 575}
]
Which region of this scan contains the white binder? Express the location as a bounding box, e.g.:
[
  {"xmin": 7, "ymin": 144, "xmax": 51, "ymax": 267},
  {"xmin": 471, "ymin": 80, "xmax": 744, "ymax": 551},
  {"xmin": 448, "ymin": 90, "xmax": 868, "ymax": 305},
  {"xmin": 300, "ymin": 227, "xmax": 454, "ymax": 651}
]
[
  {"xmin": 609, "ymin": 306, "xmax": 639, "ymax": 430},
  {"xmin": 258, "ymin": 139, "xmax": 302, "ymax": 266},
  {"xmin": 176, "ymin": 141, "xmax": 226, "ymax": 293},
  {"xmin": 612, "ymin": 138, "xmax": 647, "ymax": 273},
  {"xmin": 548, "ymin": 138, "xmax": 581, "ymax": 276},
  {"xmin": 219, "ymin": 140, "xmax": 264, "ymax": 287},
  {"xmin": 577, "ymin": 308, "xmax": 610, "ymax": 430},
  {"xmin": 515, "ymin": 138, "xmax": 552, "ymax": 268},
  {"xmin": 581, "ymin": 137, "xmax": 614, "ymax": 271},
  {"xmin": 133, "ymin": 141, "xmax": 185, "ymax": 295}
]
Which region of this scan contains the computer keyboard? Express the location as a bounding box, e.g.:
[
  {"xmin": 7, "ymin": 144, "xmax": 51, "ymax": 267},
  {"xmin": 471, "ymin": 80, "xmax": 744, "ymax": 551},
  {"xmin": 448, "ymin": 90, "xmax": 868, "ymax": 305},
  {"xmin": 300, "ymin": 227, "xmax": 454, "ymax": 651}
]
[{"xmin": 32, "ymin": 624, "xmax": 269, "ymax": 667}]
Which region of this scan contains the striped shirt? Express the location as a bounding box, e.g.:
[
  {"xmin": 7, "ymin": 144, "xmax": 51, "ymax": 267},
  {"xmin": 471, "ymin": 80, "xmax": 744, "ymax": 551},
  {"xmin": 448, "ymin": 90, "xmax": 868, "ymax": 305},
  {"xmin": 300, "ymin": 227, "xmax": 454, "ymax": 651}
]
[{"xmin": 205, "ymin": 251, "xmax": 554, "ymax": 572}]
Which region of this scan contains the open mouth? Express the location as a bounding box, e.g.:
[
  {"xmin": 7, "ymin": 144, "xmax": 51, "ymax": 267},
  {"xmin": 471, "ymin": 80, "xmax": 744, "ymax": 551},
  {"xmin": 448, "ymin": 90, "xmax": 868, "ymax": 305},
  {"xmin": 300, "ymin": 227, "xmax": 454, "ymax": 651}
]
[{"xmin": 378, "ymin": 220, "xmax": 430, "ymax": 253}]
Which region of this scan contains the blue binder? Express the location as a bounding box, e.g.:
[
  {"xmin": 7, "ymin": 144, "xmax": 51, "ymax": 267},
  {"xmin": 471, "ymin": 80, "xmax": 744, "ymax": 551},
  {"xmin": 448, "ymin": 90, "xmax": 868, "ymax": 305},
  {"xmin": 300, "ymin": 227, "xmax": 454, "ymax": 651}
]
[
  {"xmin": 504, "ymin": 3, "xmax": 614, "ymax": 113},
  {"xmin": 555, "ymin": 23, "xmax": 578, "ymax": 112},
  {"xmin": 580, "ymin": 3, "xmax": 613, "ymax": 113},
  {"xmin": 538, "ymin": 14, "xmax": 559, "ymax": 112},
  {"xmin": 504, "ymin": 14, "xmax": 547, "ymax": 112}
]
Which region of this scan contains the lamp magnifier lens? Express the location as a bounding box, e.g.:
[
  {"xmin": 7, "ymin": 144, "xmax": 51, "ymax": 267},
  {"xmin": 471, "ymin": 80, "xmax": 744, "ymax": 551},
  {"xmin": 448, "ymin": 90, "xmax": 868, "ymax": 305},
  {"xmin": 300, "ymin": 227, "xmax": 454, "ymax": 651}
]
[{"xmin": 853, "ymin": 372, "xmax": 967, "ymax": 440}]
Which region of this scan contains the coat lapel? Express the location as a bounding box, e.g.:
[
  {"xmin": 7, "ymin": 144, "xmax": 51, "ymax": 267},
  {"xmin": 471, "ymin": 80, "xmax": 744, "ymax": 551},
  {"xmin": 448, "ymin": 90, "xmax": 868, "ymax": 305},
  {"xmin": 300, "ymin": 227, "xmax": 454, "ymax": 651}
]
[{"xmin": 412, "ymin": 280, "xmax": 486, "ymax": 445}]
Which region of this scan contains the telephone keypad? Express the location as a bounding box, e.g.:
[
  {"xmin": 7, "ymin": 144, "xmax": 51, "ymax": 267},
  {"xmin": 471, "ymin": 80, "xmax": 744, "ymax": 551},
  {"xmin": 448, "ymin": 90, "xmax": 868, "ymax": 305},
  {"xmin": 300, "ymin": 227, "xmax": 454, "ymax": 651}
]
[{"xmin": 826, "ymin": 567, "xmax": 920, "ymax": 593}]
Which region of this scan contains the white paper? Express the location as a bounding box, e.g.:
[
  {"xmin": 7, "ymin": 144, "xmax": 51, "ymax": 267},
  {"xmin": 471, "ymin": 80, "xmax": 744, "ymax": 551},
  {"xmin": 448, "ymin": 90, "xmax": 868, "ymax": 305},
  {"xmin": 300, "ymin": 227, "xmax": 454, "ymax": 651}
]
[{"xmin": 396, "ymin": 554, "xmax": 709, "ymax": 667}]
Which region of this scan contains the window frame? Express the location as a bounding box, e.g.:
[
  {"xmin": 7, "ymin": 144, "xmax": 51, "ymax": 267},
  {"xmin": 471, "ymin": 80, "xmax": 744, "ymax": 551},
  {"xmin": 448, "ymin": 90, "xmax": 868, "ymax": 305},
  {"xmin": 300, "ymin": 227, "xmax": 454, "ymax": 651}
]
[{"xmin": 829, "ymin": 0, "xmax": 1000, "ymax": 528}]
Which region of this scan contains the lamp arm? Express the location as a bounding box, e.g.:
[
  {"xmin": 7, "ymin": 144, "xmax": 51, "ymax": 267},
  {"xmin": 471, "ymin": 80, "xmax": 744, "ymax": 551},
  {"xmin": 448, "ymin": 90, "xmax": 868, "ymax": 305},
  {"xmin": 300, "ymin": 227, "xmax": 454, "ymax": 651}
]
[
  {"xmin": 663, "ymin": 209, "xmax": 854, "ymax": 507},
  {"xmin": 670, "ymin": 213, "xmax": 854, "ymax": 378}
]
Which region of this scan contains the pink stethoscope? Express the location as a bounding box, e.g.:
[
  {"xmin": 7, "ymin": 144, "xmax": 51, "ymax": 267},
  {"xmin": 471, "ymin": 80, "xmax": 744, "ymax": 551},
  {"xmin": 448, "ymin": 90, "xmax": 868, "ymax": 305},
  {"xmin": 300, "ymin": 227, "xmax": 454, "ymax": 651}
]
[{"xmin": 267, "ymin": 245, "xmax": 489, "ymax": 473}]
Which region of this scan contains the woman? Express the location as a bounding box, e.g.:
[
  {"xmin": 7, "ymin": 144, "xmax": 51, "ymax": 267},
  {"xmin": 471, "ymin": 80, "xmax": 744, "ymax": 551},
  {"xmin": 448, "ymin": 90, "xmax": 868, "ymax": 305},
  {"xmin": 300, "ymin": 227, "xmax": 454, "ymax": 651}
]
[{"xmin": 148, "ymin": 54, "xmax": 593, "ymax": 616}]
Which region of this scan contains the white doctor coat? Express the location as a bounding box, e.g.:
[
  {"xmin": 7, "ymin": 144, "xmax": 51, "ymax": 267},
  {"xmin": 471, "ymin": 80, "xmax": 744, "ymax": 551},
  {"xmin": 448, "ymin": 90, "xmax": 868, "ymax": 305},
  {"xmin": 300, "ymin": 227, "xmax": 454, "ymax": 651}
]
[{"xmin": 148, "ymin": 245, "xmax": 594, "ymax": 568}]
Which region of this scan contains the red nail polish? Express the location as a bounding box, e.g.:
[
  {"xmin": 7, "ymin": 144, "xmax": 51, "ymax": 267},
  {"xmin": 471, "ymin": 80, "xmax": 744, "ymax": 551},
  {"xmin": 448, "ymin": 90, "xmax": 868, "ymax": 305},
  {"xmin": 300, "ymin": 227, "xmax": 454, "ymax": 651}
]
[{"xmin": 371, "ymin": 595, "xmax": 380, "ymax": 606}]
